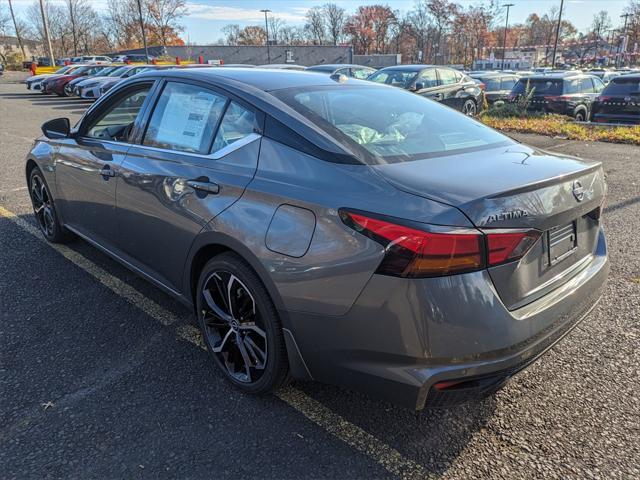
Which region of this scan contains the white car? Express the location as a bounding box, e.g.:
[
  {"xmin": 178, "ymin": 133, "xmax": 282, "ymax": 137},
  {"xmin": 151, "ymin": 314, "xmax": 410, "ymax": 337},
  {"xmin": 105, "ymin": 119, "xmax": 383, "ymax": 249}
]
[
  {"xmin": 25, "ymin": 66, "xmax": 76, "ymax": 90},
  {"xmin": 73, "ymin": 65, "xmax": 153, "ymax": 99},
  {"xmin": 76, "ymin": 55, "xmax": 112, "ymax": 64}
]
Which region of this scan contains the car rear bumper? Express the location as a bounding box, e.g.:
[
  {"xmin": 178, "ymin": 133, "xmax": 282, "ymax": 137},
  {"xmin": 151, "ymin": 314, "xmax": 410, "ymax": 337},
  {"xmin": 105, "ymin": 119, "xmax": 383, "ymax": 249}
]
[{"xmin": 287, "ymin": 227, "xmax": 608, "ymax": 410}]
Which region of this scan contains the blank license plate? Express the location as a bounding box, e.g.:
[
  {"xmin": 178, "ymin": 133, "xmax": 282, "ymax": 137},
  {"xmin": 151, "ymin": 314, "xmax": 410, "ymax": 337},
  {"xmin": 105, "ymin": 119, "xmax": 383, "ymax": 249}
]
[{"xmin": 547, "ymin": 221, "xmax": 577, "ymax": 265}]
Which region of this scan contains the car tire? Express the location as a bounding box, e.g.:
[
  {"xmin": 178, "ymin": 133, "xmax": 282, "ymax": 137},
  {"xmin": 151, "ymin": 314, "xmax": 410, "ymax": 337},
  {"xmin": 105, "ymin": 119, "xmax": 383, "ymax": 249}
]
[
  {"xmin": 462, "ymin": 99, "xmax": 477, "ymax": 116},
  {"xmin": 574, "ymin": 109, "xmax": 587, "ymax": 122},
  {"xmin": 28, "ymin": 167, "xmax": 73, "ymax": 243},
  {"xmin": 196, "ymin": 252, "xmax": 290, "ymax": 395}
]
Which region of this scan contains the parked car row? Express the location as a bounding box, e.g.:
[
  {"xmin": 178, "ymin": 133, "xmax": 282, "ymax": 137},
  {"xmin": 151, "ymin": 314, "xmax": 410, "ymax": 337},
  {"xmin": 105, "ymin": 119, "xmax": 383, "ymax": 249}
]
[{"xmin": 22, "ymin": 60, "xmax": 640, "ymax": 124}]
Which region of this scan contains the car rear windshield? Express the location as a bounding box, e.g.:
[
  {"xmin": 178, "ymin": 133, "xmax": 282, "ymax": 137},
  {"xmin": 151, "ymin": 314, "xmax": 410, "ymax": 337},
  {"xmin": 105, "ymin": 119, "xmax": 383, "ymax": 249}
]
[
  {"xmin": 272, "ymin": 85, "xmax": 512, "ymax": 164},
  {"xmin": 513, "ymin": 78, "xmax": 563, "ymax": 95},
  {"xmin": 108, "ymin": 66, "xmax": 130, "ymax": 77},
  {"xmin": 477, "ymin": 77, "xmax": 501, "ymax": 90},
  {"xmin": 602, "ymin": 77, "xmax": 640, "ymax": 96},
  {"xmin": 367, "ymin": 69, "xmax": 418, "ymax": 88}
]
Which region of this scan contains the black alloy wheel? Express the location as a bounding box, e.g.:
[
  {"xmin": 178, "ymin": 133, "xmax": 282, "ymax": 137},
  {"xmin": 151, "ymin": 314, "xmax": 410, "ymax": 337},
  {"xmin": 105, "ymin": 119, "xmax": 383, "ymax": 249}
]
[
  {"xmin": 197, "ymin": 253, "xmax": 289, "ymax": 393},
  {"xmin": 28, "ymin": 168, "xmax": 71, "ymax": 243},
  {"xmin": 462, "ymin": 99, "xmax": 477, "ymax": 116}
]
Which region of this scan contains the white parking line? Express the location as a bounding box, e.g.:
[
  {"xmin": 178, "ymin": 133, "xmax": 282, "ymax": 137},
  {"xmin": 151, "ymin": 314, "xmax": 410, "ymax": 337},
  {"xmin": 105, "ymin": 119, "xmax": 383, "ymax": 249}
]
[{"xmin": 0, "ymin": 205, "xmax": 429, "ymax": 480}]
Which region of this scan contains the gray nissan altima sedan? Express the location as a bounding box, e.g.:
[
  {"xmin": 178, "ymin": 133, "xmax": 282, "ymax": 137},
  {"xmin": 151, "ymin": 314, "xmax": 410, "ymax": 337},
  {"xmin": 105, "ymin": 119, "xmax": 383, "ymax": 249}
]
[{"xmin": 26, "ymin": 68, "xmax": 608, "ymax": 410}]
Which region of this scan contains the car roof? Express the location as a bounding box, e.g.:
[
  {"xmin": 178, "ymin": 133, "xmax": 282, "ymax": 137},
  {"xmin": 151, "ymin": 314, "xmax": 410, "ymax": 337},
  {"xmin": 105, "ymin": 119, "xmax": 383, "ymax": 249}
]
[
  {"xmin": 611, "ymin": 73, "xmax": 640, "ymax": 80},
  {"xmin": 377, "ymin": 64, "xmax": 438, "ymax": 72},
  {"xmin": 307, "ymin": 64, "xmax": 373, "ymax": 70},
  {"xmin": 469, "ymin": 72, "xmax": 514, "ymax": 77},
  {"xmin": 135, "ymin": 67, "xmax": 368, "ymax": 91},
  {"xmin": 523, "ymin": 72, "xmax": 585, "ymax": 80}
]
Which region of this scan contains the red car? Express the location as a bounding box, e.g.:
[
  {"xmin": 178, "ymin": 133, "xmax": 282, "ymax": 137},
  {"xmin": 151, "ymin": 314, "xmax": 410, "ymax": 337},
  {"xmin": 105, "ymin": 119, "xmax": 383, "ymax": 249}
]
[{"xmin": 43, "ymin": 65, "xmax": 109, "ymax": 96}]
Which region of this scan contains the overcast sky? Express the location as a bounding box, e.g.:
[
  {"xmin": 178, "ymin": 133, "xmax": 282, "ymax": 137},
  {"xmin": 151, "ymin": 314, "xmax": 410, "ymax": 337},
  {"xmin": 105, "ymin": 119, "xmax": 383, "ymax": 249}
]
[{"xmin": 10, "ymin": 0, "xmax": 631, "ymax": 45}]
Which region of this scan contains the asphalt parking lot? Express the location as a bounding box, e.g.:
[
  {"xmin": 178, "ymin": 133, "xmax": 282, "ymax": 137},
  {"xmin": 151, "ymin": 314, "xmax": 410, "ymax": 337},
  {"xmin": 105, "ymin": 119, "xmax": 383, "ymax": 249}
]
[{"xmin": 1, "ymin": 71, "xmax": 639, "ymax": 479}]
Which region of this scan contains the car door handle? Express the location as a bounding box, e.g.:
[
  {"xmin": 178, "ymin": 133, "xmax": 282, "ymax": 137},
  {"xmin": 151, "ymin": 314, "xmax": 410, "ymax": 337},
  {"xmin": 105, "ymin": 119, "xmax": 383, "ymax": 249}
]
[
  {"xmin": 100, "ymin": 165, "xmax": 116, "ymax": 179},
  {"xmin": 187, "ymin": 179, "xmax": 220, "ymax": 195}
]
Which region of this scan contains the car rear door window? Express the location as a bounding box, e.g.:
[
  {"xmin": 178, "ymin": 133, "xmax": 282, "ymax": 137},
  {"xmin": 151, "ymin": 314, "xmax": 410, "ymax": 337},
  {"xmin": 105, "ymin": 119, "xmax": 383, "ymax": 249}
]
[
  {"xmin": 85, "ymin": 84, "xmax": 151, "ymax": 141},
  {"xmin": 564, "ymin": 80, "xmax": 579, "ymax": 94},
  {"xmin": 437, "ymin": 69, "xmax": 457, "ymax": 86},
  {"xmin": 352, "ymin": 68, "xmax": 373, "ymax": 79},
  {"xmin": 418, "ymin": 69, "xmax": 438, "ymax": 87},
  {"xmin": 211, "ymin": 102, "xmax": 257, "ymax": 152},
  {"xmin": 579, "ymin": 78, "xmax": 595, "ymax": 93},
  {"xmin": 501, "ymin": 77, "xmax": 517, "ymax": 90},
  {"xmin": 143, "ymin": 82, "xmax": 227, "ymax": 154}
]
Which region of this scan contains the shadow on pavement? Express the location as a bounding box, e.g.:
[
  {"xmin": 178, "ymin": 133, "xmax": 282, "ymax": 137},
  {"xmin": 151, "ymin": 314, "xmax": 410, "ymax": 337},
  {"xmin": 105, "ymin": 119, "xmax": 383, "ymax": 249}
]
[{"xmin": 1, "ymin": 210, "xmax": 496, "ymax": 478}]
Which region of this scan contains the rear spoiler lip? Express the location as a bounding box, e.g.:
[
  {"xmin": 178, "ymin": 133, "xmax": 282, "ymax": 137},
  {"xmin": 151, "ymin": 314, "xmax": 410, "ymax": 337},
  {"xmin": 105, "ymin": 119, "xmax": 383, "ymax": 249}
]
[{"xmin": 487, "ymin": 162, "xmax": 602, "ymax": 199}]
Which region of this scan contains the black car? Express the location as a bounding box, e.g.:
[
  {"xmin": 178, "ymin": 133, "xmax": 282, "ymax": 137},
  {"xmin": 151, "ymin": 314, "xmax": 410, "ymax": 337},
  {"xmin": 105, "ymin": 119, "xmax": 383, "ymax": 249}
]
[
  {"xmin": 590, "ymin": 74, "xmax": 640, "ymax": 124},
  {"xmin": 306, "ymin": 64, "xmax": 376, "ymax": 79},
  {"xmin": 469, "ymin": 73, "xmax": 519, "ymax": 104},
  {"xmin": 510, "ymin": 73, "xmax": 605, "ymax": 121},
  {"xmin": 367, "ymin": 65, "xmax": 484, "ymax": 115}
]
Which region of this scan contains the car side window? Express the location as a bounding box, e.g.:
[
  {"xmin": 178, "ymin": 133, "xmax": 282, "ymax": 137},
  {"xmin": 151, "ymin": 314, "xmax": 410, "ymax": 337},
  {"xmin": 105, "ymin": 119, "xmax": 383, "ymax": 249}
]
[
  {"xmin": 501, "ymin": 77, "xmax": 517, "ymax": 90},
  {"xmin": 418, "ymin": 69, "xmax": 438, "ymax": 87},
  {"xmin": 580, "ymin": 78, "xmax": 595, "ymax": 93},
  {"xmin": 144, "ymin": 82, "xmax": 227, "ymax": 154},
  {"xmin": 85, "ymin": 84, "xmax": 151, "ymax": 142},
  {"xmin": 352, "ymin": 68, "xmax": 372, "ymax": 79},
  {"xmin": 565, "ymin": 80, "xmax": 579, "ymax": 94},
  {"xmin": 437, "ymin": 69, "xmax": 457, "ymax": 86},
  {"xmin": 211, "ymin": 101, "xmax": 257, "ymax": 153},
  {"xmin": 592, "ymin": 77, "xmax": 605, "ymax": 93}
]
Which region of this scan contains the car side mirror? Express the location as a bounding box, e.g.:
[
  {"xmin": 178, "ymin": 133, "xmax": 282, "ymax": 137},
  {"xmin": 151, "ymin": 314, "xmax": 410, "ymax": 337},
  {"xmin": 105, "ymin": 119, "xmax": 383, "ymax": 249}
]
[
  {"xmin": 41, "ymin": 118, "xmax": 70, "ymax": 139},
  {"xmin": 414, "ymin": 82, "xmax": 425, "ymax": 91}
]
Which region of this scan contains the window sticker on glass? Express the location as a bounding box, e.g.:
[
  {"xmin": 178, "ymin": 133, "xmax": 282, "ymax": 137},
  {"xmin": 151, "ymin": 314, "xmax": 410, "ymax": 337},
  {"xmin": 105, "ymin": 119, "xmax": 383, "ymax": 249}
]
[{"xmin": 144, "ymin": 83, "xmax": 226, "ymax": 154}]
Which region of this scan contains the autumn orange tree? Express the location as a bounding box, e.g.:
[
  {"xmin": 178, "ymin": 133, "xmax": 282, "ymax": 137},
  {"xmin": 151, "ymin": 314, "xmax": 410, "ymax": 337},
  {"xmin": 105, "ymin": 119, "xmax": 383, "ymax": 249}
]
[{"xmin": 344, "ymin": 5, "xmax": 397, "ymax": 54}]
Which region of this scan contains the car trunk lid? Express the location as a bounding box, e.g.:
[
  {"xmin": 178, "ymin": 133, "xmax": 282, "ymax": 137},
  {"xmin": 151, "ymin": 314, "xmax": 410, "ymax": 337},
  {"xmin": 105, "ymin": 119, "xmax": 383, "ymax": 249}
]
[{"xmin": 371, "ymin": 143, "xmax": 606, "ymax": 309}]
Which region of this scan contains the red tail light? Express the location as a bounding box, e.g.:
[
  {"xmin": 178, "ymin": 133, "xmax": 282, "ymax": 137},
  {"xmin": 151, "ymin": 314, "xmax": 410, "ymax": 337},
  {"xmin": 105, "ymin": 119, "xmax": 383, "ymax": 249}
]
[
  {"xmin": 544, "ymin": 95, "xmax": 571, "ymax": 102},
  {"xmin": 478, "ymin": 82, "xmax": 486, "ymax": 91},
  {"xmin": 484, "ymin": 230, "xmax": 541, "ymax": 266},
  {"xmin": 340, "ymin": 211, "xmax": 484, "ymax": 277},
  {"xmin": 340, "ymin": 210, "xmax": 541, "ymax": 278}
]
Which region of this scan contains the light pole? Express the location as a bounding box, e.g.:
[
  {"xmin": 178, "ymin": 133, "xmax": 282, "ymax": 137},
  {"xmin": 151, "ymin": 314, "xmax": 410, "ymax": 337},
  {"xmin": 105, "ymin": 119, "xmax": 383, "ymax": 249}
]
[
  {"xmin": 501, "ymin": 3, "xmax": 515, "ymax": 70},
  {"xmin": 551, "ymin": 0, "xmax": 564, "ymax": 68},
  {"xmin": 136, "ymin": 0, "xmax": 150, "ymax": 64},
  {"xmin": 260, "ymin": 9, "xmax": 271, "ymax": 64},
  {"xmin": 617, "ymin": 13, "xmax": 632, "ymax": 68}
]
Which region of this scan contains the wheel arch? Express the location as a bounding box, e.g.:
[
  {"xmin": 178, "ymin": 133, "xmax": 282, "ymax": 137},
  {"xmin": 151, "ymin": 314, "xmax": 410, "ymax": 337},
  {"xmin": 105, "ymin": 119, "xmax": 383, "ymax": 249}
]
[
  {"xmin": 574, "ymin": 104, "xmax": 588, "ymax": 118},
  {"xmin": 184, "ymin": 232, "xmax": 313, "ymax": 381},
  {"xmin": 25, "ymin": 158, "xmax": 39, "ymax": 184},
  {"xmin": 184, "ymin": 231, "xmax": 287, "ymax": 316}
]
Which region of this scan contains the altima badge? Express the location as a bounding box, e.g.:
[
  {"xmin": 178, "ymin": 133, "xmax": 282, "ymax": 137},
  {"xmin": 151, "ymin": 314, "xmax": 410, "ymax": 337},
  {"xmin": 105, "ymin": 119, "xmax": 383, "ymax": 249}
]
[{"xmin": 485, "ymin": 210, "xmax": 529, "ymax": 224}]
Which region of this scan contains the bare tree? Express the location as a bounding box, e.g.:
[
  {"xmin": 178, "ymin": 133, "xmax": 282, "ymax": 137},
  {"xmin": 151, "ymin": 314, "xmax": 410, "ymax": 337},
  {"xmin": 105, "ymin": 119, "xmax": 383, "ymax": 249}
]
[
  {"xmin": 591, "ymin": 10, "xmax": 612, "ymax": 40},
  {"xmin": 267, "ymin": 16, "xmax": 286, "ymax": 44},
  {"xmin": 222, "ymin": 24, "xmax": 241, "ymax": 45},
  {"xmin": 144, "ymin": 0, "xmax": 187, "ymax": 47},
  {"xmin": 7, "ymin": 0, "xmax": 26, "ymax": 58},
  {"xmin": 279, "ymin": 25, "xmax": 303, "ymax": 45},
  {"xmin": 406, "ymin": 0, "xmax": 434, "ymax": 62},
  {"xmin": 0, "ymin": 3, "xmax": 10, "ymax": 37},
  {"xmin": 305, "ymin": 7, "xmax": 326, "ymax": 45},
  {"xmin": 322, "ymin": 3, "xmax": 346, "ymax": 45}
]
